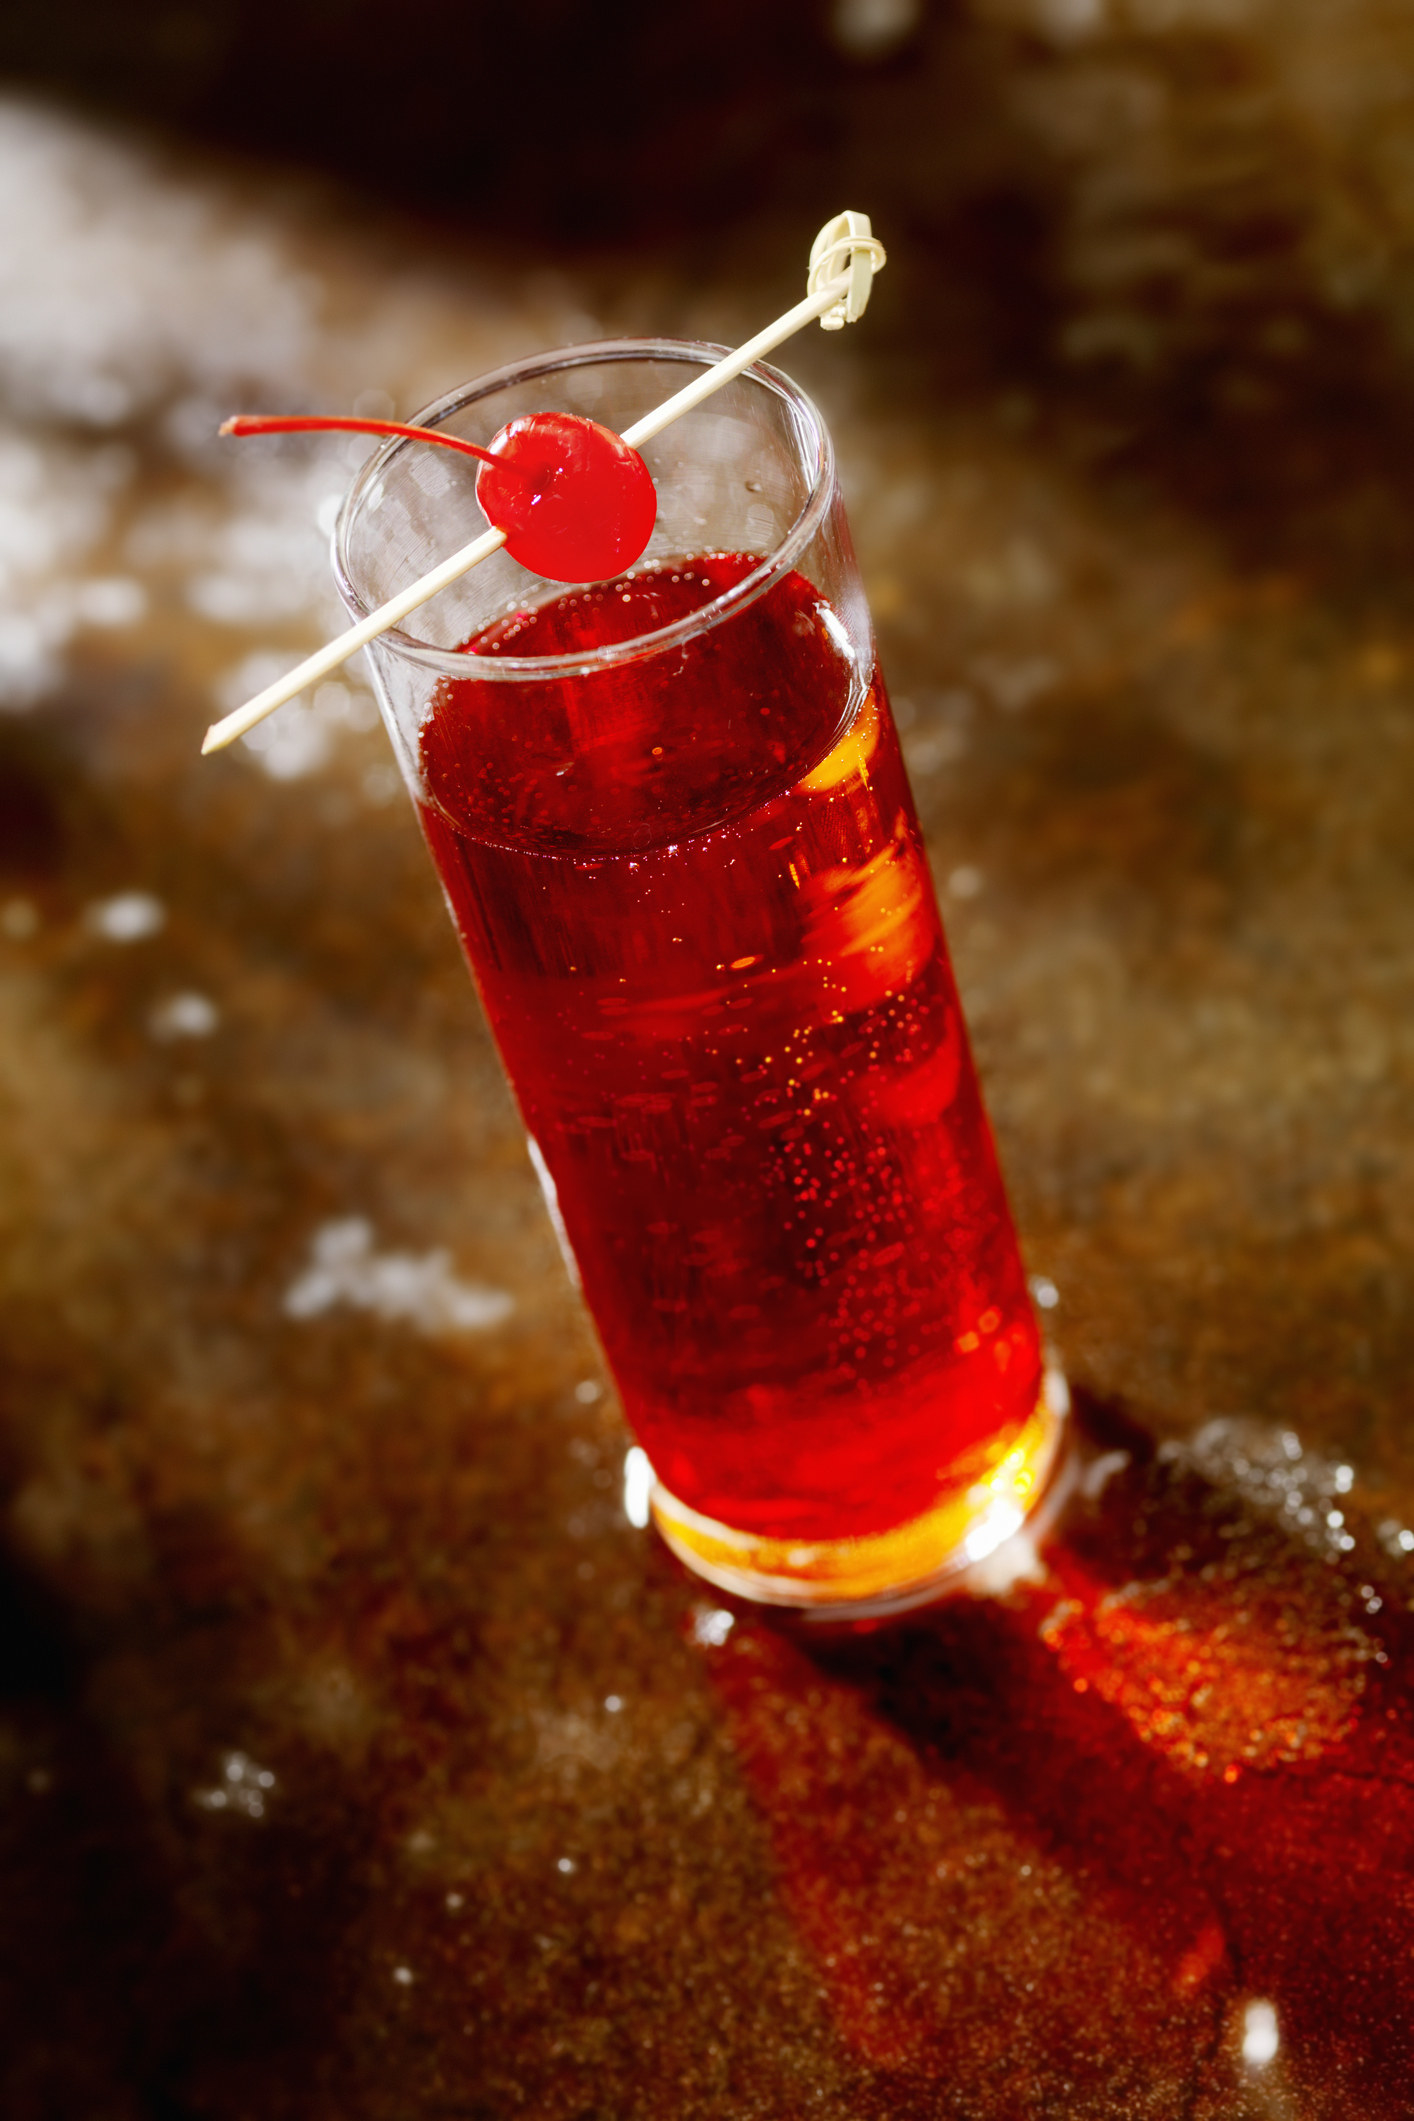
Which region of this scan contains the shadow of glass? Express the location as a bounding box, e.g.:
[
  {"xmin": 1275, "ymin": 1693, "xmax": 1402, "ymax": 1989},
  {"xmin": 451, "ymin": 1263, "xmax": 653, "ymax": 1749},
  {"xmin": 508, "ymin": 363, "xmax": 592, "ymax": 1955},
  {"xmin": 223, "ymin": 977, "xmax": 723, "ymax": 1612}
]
[{"xmin": 693, "ymin": 1391, "xmax": 1414, "ymax": 2115}]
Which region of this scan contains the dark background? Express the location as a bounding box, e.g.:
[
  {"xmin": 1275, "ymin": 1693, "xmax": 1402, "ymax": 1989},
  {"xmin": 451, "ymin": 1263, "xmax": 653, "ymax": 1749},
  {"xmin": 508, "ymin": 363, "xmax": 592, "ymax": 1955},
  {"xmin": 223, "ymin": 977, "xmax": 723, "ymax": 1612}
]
[
  {"xmin": 2, "ymin": 0, "xmax": 952, "ymax": 237},
  {"xmin": 8, "ymin": 0, "xmax": 1414, "ymax": 574}
]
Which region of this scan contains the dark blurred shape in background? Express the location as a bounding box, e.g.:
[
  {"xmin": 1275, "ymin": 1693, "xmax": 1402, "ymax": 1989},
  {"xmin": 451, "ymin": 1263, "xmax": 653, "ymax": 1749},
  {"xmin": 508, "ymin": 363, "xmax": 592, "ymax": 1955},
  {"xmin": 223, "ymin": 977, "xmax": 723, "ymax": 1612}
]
[
  {"xmin": 0, "ymin": 0, "xmax": 1062, "ymax": 402},
  {"xmin": 0, "ymin": 0, "xmax": 928, "ymax": 237},
  {"xmin": 8, "ymin": 0, "xmax": 1414, "ymax": 548}
]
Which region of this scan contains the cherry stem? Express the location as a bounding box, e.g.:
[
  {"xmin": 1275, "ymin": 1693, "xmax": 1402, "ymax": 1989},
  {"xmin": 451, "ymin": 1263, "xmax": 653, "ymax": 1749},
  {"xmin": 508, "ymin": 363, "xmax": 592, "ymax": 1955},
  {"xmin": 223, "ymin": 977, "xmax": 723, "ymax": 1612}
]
[{"xmin": 219, "ymin": 414, "xmax": 519, "ymax": 473}]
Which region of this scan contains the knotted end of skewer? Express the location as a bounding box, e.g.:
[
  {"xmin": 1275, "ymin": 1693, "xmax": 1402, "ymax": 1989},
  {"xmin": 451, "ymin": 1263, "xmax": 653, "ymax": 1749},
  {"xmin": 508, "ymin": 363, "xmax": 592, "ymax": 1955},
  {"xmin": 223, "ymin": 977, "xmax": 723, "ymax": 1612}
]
[{"xmin": 807, "ymin": 212, "xmax": 886, "ymax": 331}]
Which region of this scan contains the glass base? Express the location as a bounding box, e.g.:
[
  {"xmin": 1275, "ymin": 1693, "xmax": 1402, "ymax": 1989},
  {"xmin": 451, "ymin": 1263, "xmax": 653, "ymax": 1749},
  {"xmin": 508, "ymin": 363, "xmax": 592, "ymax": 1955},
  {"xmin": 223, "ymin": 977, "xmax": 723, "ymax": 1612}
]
[{"xmin": 649, "ymin": 1370, "xmax": 1069, "ymax": 1617}]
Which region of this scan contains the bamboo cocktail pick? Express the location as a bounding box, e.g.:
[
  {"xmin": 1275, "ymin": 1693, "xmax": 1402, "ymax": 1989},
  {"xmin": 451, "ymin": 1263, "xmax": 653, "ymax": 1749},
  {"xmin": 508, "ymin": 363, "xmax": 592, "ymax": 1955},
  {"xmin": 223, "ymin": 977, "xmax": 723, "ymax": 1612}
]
[{"xmin": 200, "ymin": 212, "xmax": 885, "ymax": 757}]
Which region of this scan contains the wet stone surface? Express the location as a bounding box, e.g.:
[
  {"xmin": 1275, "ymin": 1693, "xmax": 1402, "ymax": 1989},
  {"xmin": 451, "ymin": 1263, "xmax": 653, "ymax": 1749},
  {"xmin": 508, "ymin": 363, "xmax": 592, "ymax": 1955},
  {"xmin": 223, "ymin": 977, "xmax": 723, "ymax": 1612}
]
[{"xmin": 3, "ymin": 56, "xmax": 1414, "ymax": 2117}]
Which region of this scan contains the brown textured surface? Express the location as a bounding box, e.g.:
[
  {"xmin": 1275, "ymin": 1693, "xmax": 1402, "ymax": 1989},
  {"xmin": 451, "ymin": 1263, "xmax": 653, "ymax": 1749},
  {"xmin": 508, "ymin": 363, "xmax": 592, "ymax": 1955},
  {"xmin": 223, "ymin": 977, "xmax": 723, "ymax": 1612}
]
[{"xmin": 4, "ymin": 18, "xmax": 1414, "ymax": 2106}]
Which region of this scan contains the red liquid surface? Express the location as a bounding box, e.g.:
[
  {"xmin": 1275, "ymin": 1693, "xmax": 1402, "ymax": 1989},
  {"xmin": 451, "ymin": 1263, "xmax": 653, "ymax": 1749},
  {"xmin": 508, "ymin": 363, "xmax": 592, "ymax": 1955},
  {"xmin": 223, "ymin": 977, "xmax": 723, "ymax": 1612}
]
[{"xmin": 419, "ymin": 556, "xmax": 1040, "ymax": 1542}]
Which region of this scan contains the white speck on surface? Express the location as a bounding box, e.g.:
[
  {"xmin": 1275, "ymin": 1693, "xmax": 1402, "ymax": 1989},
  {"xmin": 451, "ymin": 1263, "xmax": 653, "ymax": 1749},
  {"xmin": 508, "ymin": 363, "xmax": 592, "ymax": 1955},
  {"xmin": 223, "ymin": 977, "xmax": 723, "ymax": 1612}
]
[
  {"xmin": 690, "ymin": 1606, "xmax": 736, "ymax": 1649},
  {"xmin": 1081, "ymin": 1448, "xmax": 1132, "ymax": 1499},
  {"xmin": 445, "ymin": 1891, "xmax": 464, "ymax": 1911},
  {"xmin": 192, "ymin": 1750, "xmax": 276, "ymax": 1819},
  {"xmin": 311, "ymin": 679, "xmax": 379, "ymax": 732},
  {"xmin": 215, "ymin": 653, "xmax": 330, "ymax": 781},
  {"xmin": 1, "ymin": 897, "xmax": 38, "ymax": 939},
  {"xmin": 241, "ymin": 707, "xmax": 331, "ymax": 782},
  {"xmin": 556, "ymin": 1857, "xmax": 576, "ymax": 1874},
  {"xmin": 86, "ymin": 891, "xmax": 165, "ymax": 942},
  {"xmin": 1029, "ymin": 0, "xmax": 1106, "ymax": 45},
  {"xmin": 392, "ymin": 1965, "xmax": 414, "ymax": 1986},
  {"xmin": 972, "ymin": 653, "xmax": 1059, "ymax": 711},
  {"xmin": 284, "ymin": 1217, "xmax": 513, "ymax": 1335},
  {"xmin": 901, "ymin": 725, "xmax": 967, "ymax": 776},
  {"xmin": 574, "ymin": 1378, "xmax": 603, "ymax": 1404},
  {"xmin": 1242, "ymin": 1997, "xmax": 1279, "ymax": 2067},
  {"xmin": 948, "ymin": 864, "xmax": 984, "ymax": 900},
  {"xmin": 622, "ymin": 1445, "xmax": 653, "ymax": 1529},
  {"xmin": 72, "ymin": 576, "xmax": 146, "ymax": 627},
  {"xmin": 604, "ymin": 1695, "xmax": 624, "ymax": 1714},
  {"xmin": 210, "ymin": 644, "xmax": 277, "ymax": 709},
  {"xmin": 1029, "ymin": 1275, "xmax": 1060, "ymax": 1310},
  {"xmin": 830, "ymin": 0, "xmax": 922, "ymax": 59},
  {"xmin": 148, "ymin": 990, "xmax": 219, "ymax": 1041}
]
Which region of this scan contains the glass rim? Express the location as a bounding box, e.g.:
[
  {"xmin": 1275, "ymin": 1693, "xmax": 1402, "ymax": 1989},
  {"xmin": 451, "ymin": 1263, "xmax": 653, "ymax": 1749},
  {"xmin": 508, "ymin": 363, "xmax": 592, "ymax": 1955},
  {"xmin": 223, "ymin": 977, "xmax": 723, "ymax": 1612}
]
[{"xmin": 332, "ymin": 336, "xmax": 836, "ymax": 682}]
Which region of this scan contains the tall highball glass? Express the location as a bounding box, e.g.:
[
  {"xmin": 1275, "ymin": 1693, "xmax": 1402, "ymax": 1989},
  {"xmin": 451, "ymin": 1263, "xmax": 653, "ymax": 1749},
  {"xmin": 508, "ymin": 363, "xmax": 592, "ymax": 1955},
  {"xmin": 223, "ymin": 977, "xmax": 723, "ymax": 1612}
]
[{"xmin": 335, "ymin": 340, "xmax": 1064, "ymax": 1613}]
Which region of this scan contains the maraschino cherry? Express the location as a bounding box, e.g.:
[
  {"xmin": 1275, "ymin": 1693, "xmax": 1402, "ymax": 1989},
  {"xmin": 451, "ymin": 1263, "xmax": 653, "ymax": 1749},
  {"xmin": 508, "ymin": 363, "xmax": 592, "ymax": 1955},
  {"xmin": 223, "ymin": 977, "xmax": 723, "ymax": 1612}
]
[
  {"xmin": 220, "ymin": 410, "xmax": 657, "ymax": 583},
  {"xmin": 476, "ymin": 412, "xmax": 656, "ymax": 583}
]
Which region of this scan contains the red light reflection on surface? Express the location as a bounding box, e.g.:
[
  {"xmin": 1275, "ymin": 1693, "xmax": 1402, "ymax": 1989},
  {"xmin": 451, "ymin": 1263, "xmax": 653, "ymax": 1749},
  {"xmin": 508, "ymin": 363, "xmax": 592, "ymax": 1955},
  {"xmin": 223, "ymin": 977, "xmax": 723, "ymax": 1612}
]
[{"xmin": 689, "ymin": 1399, "xmax": 1414, "ymax": 2111}]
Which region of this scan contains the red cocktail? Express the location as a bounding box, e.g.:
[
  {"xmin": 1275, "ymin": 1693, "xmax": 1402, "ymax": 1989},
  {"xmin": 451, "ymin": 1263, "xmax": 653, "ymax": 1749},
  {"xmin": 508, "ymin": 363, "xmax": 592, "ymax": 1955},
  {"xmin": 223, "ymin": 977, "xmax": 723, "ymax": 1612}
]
[{"xmin": 338, "ymin": 343, "xmax": 1062, "ymax": 1608}]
